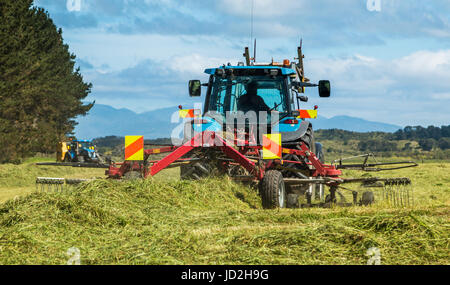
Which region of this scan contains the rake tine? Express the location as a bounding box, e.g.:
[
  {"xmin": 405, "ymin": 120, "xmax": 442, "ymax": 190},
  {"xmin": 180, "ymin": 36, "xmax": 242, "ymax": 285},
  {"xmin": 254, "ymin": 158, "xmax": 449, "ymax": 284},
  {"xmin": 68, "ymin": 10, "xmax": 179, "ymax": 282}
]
[
  {"xmin": 395, "ymin": 184, "xmax": 399, "ymax": 207},
  {"xmin": 391, "ymin": 184, "xmax": 395, "ymax": 206},
  {"xmin": 404, "ymin": 184, "xmax": 408, "ymax": 207},
  {"xmin": 388, "ymin": 184, "xmax": 392, "ymax": 206},
  {"xmin": 394, "ymin": 183, "xmax": 397, "ymax": 207},
  {"xmin": 400, "ymin": 184, "xmax": 404, "ymax": 207},
  {"xmin": 401, "ymin": 184, "xmax": 404, "ymax": 207}
]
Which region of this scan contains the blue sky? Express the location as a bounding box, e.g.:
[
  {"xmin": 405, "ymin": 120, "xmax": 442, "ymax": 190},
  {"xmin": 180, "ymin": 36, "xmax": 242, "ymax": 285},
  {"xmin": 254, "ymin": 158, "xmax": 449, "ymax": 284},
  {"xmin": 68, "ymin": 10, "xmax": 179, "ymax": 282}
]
[{"xmin": 34, "ymin": 0, "xmax": 450, "ymax": 127}]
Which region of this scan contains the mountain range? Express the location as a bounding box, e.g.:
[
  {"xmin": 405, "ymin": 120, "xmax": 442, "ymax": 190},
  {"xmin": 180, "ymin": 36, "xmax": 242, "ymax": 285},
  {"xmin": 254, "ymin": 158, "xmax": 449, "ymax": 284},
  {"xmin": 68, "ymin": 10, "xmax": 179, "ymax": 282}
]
[{"xmin": 74, "ymin": 104, "xmax": 402, "ymax": 139}]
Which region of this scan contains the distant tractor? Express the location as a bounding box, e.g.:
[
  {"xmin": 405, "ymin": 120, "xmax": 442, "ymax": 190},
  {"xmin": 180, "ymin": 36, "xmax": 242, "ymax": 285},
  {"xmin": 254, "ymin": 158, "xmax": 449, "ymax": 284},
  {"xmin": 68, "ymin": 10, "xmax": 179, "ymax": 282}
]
[{"xmin": 57, "ymin": 139, "xmax": 101, "ymax": 163}]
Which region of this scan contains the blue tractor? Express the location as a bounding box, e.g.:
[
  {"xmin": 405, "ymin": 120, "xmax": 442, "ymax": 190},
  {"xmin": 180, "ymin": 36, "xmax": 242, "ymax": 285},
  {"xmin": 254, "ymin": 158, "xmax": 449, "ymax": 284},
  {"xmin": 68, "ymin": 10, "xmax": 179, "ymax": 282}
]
[
  {"xmin": 103, "ymin": 44, "xmax": 415, "ymax": 209},
  {"xmin": 57, "ymin": 139, "xmax": 101, "ymax": 163},
  {"xmin": 180, "ymin": 44, "xmax": 327, "ymax": 188}
]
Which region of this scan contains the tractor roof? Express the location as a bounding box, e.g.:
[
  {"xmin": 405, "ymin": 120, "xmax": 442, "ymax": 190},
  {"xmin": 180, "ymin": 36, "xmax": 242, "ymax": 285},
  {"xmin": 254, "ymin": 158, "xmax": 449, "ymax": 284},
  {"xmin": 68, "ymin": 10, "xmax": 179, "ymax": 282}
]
[{"xmin": 204, "ymin": 65, "xmax": 296, "ymax": 76}]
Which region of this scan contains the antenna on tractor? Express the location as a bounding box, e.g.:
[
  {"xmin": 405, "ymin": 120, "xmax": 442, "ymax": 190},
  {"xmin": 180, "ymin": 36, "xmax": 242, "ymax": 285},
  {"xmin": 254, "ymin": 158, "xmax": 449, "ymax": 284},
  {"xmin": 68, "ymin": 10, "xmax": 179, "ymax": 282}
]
[
  {"xmin": 253, "ymin": 38, "xmax": 256, "ymax": 63},
  {"xmin": 243, "ymin": 47, "xmax": 251, "ymax": 66},
  {"xmin": 250, "ymin": 0, "xmax": 254, "ymax": 58}
]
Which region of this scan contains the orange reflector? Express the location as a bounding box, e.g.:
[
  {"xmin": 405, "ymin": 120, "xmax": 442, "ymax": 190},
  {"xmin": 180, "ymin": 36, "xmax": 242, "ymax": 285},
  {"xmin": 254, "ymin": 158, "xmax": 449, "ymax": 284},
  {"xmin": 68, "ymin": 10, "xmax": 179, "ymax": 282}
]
[
  {"xmin": 125, "ymin": 136, "xmax": 144, "ymax": 161},
  {"xmin": 179, "ymin": 109, "xmax": 201, "ymax": 118},
  {"xmin": 297, "ymin": 110, "xmax": 317, "ymax": 119}
]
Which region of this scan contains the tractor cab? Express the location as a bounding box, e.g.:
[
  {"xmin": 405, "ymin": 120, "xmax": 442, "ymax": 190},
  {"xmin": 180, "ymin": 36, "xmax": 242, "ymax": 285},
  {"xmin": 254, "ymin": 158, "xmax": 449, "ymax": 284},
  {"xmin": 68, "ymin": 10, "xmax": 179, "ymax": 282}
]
[
  {"xmin": 204, "ymin": 66, "xmax": 293, "ymax": 120},
  {"xmin": 186, "ymin": 44, "xmax": 331, "ymax": 148}
]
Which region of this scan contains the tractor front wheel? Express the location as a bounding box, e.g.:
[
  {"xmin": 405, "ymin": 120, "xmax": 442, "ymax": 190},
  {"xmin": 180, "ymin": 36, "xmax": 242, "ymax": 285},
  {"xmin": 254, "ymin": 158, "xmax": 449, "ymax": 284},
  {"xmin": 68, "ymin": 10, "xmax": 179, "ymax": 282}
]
[
  {"xmin": 63, "ymin": 154, "xmax": 71, "ymax": 162},
  {"xmin": 260, "ymin": 170, "xmax": 286, "ymax": 209}
]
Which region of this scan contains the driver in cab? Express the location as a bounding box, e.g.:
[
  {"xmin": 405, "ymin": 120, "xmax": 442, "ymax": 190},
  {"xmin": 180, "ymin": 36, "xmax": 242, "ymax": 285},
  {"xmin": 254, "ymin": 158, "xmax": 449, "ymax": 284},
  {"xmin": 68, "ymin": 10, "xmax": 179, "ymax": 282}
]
[{"xmin": 238, "ymin": 81, "xmax": 271, "ymax": 113}]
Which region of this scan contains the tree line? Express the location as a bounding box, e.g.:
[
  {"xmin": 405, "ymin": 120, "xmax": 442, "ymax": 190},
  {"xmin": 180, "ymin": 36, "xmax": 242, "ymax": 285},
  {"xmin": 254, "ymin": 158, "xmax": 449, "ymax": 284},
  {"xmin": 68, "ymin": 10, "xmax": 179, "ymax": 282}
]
[
  {"xmin": 0, "ymin": 0, "xmax": 92, "ymax": 163},
  {"xmin": 316, "ymin": 125, "xmax": 450, "ymax": 159}
]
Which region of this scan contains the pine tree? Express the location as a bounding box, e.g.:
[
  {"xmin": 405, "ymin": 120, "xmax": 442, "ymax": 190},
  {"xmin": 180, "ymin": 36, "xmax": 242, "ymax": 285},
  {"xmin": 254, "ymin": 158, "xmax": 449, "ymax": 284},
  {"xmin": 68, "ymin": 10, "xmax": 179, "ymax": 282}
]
[{"xmin": 0, "ymin": 0, "xmax": 92, "ymax": 162}]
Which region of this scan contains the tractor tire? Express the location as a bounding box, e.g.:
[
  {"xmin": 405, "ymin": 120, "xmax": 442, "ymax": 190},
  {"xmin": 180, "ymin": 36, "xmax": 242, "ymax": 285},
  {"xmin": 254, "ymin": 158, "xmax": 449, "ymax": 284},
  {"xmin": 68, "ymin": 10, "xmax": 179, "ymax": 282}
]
[
  {"xmin": 300, "ymin": 127, "xmax": 316, "ymax": 155},
  {"xmin": 180, "ymin": 162, "xmax": 211, "ymax": 180},
  {"xmin": 260, "ymin": 170, "xmax": 286, "ymax": 209},
  {"xmin": 63, "ymin": 154, "xmax": 71, "ymax": 162}
]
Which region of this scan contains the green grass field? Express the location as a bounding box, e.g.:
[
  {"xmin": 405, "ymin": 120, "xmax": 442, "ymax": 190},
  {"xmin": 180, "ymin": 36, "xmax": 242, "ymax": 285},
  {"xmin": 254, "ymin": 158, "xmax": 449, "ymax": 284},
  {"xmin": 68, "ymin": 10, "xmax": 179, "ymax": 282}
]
[{"xmin": 0, "ymin": 158, "xmax": 448, "ymax": 264}]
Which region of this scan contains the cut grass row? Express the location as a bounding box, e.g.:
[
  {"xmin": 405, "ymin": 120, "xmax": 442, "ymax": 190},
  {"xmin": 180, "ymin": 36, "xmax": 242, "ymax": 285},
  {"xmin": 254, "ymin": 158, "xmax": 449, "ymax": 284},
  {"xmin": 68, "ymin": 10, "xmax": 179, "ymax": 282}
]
[{"xmin": 0, "ymin": 161, "xmax": 448, "ymax": 264}]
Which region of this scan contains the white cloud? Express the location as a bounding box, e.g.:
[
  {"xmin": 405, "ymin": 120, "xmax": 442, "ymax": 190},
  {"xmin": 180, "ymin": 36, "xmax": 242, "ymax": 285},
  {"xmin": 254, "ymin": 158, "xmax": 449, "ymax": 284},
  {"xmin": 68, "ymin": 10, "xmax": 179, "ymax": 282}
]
[
  {"xmin": 168, "ymin": 54, "xmax": 233, "ymax": 77},
  {"xmin": 218, "ymin": 0, "xmax": 304, "ymax": 17},
  {"xmin": 307, "ymin": 49, "xmax": 450, "ymax": 93},
  {"xmin": 391, "ymin": 50, "xmax": 450, "ymax": 83},
  {"xmin": 431, "ymin": 92, "xmax": 450, "ymax": 100}
]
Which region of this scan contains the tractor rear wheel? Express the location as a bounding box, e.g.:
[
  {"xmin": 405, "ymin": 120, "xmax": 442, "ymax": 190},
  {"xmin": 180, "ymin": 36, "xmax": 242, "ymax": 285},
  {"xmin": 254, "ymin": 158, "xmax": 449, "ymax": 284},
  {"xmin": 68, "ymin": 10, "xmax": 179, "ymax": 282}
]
[
  {"xmin": 300, "ymin": 127, "xmax": 316, "ymax": 155},
  {"xmin": 260, "ymin": 170, "xmax": 286, "ymax": 209}
]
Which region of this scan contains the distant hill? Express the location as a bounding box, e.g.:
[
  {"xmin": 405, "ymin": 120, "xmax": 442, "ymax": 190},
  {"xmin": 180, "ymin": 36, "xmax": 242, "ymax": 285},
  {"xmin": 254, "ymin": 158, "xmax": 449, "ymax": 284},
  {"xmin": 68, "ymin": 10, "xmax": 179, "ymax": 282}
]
[
  {"xmin": 74, "ymin": 104, "xmax": 180, "ymax": 139},
  {"xmin": 74, "ymin": 104, "xmax": 402, "ymax": 139},
  {"xmin": 313, "ymin": 115, "xmax": 401, "ymax": 133}
]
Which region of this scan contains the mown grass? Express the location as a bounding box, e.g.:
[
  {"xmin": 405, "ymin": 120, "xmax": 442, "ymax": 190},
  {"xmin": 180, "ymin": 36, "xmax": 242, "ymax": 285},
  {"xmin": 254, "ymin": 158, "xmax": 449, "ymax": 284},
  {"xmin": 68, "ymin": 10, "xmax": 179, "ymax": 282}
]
[
  {"xmin": 0, "ymin": 159, "xmax": 105, "ymax": 203},
  {"xmin": 0, "ymin": 161, "xmax": 448, "ymax": 264}
]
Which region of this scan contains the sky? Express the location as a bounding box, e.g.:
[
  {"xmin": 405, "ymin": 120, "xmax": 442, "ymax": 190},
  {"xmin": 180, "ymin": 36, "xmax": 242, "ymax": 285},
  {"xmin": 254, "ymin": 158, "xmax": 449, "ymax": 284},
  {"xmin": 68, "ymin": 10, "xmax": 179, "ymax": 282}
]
[{"xmin": 33, "ymin": 0, "xmax": 450, "ymax": 127}]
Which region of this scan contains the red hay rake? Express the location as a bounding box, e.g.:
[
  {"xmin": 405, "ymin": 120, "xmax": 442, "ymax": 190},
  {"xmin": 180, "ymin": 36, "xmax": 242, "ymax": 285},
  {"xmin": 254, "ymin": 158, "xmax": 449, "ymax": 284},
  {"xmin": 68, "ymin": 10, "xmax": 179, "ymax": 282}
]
[{"xmin": 104, "ymin": 131, "xmax": 417, "ymax": 209}]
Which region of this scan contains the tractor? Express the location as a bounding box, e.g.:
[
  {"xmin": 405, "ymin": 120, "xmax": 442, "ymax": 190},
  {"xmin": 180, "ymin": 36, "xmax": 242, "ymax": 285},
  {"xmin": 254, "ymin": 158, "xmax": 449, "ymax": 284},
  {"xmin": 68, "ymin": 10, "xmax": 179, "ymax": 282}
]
[
  {"xmin": 57, "ymin": 139, "xmax": 101, "ymax": 163},
  {"xmin": 104, "ymin": 43, "xmax": 416, "ymax": 209}
]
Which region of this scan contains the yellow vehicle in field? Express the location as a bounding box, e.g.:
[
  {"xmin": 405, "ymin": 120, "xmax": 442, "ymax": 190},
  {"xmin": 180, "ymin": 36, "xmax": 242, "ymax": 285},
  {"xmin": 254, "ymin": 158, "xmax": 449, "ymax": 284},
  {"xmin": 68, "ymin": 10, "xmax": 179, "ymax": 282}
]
[{"xmin": 56, "ymin": 139, "xmax": 101, "ymax": 163}]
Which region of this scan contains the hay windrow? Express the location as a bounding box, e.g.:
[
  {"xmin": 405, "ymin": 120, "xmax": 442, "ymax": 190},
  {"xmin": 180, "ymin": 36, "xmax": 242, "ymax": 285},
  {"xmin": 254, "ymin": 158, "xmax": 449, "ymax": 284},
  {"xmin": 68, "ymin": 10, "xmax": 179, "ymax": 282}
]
[{"xmin": 0, "ymin": 162, "xmax": 448, "ymax": 264}]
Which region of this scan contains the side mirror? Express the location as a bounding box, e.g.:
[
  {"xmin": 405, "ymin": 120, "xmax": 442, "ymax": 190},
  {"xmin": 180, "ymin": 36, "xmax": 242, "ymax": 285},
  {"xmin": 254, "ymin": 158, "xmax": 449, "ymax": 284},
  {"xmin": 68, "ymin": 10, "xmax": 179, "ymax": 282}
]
[
  {"xmin": 318, "ymin": 80, "xmax": 331, "ymax": 97},
  {"xmin": 189, "ymin": 80, "xmax": 201, "ymax": 97}
]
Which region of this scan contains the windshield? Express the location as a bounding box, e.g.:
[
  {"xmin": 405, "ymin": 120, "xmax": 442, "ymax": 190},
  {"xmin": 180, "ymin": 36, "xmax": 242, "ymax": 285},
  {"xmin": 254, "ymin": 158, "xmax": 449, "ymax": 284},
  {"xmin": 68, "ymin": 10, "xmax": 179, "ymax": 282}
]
[
  {"xmin": 78, "ymin": 142, "xmax": 93, "ymax": 149},
  {"xmin": 208, "ymin": 75, "xmax": 289, "ymax": 116}
]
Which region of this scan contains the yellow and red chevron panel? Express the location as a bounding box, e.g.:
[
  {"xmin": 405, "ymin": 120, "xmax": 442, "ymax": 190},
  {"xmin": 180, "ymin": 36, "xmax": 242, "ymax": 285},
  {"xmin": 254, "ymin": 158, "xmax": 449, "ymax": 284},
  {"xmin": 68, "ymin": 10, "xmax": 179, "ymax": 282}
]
[
  {"xmin": 179, "ymin": 109, "xmax": 201, "ymax": 118},
  {"xmin": 262, "ymin": 133, "xmax": 281, "ymax": 159},
  {"xmin": 125, "ymin": 136, "xmax": 144, "ymax": 161},
  {"xmin": 297, "ymin": 109, "xmax": 317, "ymax": 119}
]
